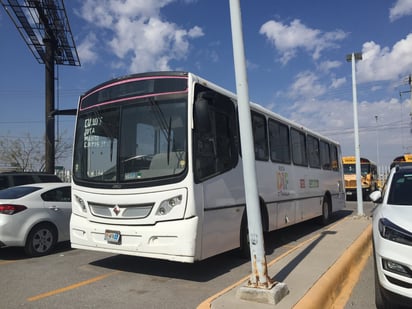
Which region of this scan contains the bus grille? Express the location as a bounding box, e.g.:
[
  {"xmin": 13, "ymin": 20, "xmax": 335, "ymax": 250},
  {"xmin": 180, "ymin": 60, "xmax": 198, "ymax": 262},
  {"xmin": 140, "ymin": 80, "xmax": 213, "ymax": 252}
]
[
  {"xmin": 88, "ymin": 202, "xmax": 154, "ymax": 219},
  {"xmin": 345, "ymin": 180, "xmax": 357, "ymax": 188}
]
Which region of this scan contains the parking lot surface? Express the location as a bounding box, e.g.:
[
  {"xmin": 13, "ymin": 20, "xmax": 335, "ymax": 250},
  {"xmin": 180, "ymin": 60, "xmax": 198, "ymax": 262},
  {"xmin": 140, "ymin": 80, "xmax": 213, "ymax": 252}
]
[{"xmin": 1, "ymin": 202, "xmax": 372, "ymax": 308}]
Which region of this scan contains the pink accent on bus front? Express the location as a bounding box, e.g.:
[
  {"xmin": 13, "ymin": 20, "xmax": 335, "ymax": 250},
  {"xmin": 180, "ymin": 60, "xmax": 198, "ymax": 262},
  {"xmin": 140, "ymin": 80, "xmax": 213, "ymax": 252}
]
[{"xmin": 80, "ymin": 76, "xmax": 188, "ymax": 111}]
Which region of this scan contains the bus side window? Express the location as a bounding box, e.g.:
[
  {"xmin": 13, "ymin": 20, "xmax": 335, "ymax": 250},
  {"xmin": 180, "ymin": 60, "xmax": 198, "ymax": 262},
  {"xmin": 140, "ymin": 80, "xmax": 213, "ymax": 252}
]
[
  {"xmin": 252, "ymin": 112, "xmax": 268, "ymax": 161},
  {"xmin": 269, "ymin": 119, "xmax": 290, "ymax": 164},
  {"xmin": 330, "ymin": 145, "xmax": 339, "ymax": 171},
  {"xmin": 291, "ymin": 128, "xmax": 307, "ymax": 166},
  {"xmin": 320, "ymin": 140, "xmax": 331, "ymax": 170},
  {"xmin": 194, "ymin": 89, "xmax": 238, "ymax": 182},
  {"xmin": 307, "ymin": 134, "xmax": 321, "ymax": 168}
]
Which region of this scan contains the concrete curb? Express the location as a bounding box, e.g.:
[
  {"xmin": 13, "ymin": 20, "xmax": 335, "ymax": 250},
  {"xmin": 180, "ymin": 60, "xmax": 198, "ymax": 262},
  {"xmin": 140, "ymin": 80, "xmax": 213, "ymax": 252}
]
[{"xmin": 293, "ymin": 222, "xmax": 372, "ymax": 309}]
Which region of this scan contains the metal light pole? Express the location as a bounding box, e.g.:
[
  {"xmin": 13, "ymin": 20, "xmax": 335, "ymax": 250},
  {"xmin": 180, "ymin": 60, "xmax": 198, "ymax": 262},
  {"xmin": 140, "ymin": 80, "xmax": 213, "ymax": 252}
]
[
  {"xmin": 228, "ymin": 1, "xmax": 289, "ymax": 304},
  {"xmin": 375, "ymin": 115, "xmax": 379, "ymax": 166},
  {"xmin": 228, "ymin": 0, "xmax": 270, "ymax": 287},
  {"xmin": 375, "ymin": 115, "xmax": 380, "ymax": 187},
  {"xmin": 347, "ymin": 52, "xmax": 364, "ymax": 216}
]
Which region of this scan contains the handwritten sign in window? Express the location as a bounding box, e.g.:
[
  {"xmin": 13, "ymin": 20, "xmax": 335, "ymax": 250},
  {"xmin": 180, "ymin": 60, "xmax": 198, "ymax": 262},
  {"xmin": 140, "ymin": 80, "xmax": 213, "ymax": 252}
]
[{"xmin": 83, "ymin": 117, "xmax": 102, "ymax": 148}]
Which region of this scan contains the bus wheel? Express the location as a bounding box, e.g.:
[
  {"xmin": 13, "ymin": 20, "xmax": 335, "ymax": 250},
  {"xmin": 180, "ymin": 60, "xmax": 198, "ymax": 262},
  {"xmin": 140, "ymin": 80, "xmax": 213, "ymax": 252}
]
[
  {"xmin": 319, "ymin": 196, "xmax": 331, "ymax": 226},
  {"xmin": 239, "ymin": 216, "xmax": 250, "ymax": 259}
]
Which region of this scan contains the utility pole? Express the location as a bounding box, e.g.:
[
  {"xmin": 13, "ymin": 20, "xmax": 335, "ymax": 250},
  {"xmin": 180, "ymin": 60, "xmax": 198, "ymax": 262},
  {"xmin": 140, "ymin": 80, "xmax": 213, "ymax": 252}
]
[
  {"xmin": 1, "ymin": 0, "xmax": 80, "ymax": 173},
  {"xmin": 229, "ymin": 0, "xmax": 288, "ymax": 304},
  {"xmin": 409, "ymin": 75, "xmax": 412, "ymax": 134},
  {"xmin": 399, "ymin": 74, "xmax": 412, "ymax": 150},
  {"xmin": 346, "ymin": 52, "xmax": 364, "ymax": 216},
  {"xmin": 375, "ymin": 115, "xmax": 379, "ymax": 166}
]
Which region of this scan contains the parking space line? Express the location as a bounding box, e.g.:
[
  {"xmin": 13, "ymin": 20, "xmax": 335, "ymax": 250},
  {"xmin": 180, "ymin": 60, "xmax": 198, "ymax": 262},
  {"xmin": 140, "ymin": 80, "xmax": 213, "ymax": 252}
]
[
  {"xmin": 0, "ymin": 260, "xmax": 16, "ymax": 265},
  {"xmin": 27, "ymin": 270, "xmax": 120, "ymax": 302}
]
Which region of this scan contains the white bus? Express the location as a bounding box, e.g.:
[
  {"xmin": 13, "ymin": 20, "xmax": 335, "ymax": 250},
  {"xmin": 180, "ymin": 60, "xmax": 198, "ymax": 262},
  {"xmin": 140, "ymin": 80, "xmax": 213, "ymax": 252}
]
[{"xmin": 70, "ymin": 71, "xmax": 346, "ymax": 262}]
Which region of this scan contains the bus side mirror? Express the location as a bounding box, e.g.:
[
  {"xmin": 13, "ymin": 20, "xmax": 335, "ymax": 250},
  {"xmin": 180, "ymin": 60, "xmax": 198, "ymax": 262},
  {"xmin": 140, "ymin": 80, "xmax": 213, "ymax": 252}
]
[{"xmin": 194, "ymin": 94, "xmax": 211, "ymax": 134}]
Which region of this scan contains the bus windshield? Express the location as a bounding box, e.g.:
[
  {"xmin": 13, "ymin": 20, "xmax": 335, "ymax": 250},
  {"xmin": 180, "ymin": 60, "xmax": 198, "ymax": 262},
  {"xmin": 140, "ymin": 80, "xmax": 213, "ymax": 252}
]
[
  {"xmin": 73, "ymin": 95, "xmax": 188, "ymax": 185},
  {"xmin": 343, "ymin": 163, "xmax": 371, "ymax": 176}
]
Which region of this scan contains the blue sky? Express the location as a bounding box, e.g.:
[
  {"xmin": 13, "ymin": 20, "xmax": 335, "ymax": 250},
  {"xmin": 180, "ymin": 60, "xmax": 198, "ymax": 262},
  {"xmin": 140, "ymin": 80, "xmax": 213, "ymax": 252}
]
[{"xmin": 1, "ymin": 0, "xmax": 412, "ymax": 170}]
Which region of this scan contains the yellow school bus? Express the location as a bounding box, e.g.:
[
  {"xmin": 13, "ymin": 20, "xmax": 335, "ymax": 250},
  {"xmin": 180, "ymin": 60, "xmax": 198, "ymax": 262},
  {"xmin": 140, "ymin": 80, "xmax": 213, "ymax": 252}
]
[
  {"xmin": 342, "ymin": 156, "xmax": 378, "ymax": 200},
  {"xmin": 390, "ymin": 154, "xmax": 412, "ymax": 169}
]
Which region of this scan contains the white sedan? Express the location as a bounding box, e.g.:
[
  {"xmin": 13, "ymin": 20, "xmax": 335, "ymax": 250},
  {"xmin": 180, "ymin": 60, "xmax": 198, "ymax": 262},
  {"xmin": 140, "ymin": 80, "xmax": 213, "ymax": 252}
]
[
  {"xmin": 0, "ymin": 182, "xmax": 71, "ymax": 257},
  {"xmin": 371, "ymin": 165, "xmax": 412, "ymax": 308}
]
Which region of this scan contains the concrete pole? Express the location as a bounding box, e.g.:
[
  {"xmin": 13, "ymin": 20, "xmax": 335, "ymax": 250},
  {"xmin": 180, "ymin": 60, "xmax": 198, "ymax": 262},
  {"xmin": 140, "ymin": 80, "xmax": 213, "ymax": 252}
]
[
  {"xmin": 228, "ymin": 0, "xmax": 271, "ymax": 287},
  {"xmin": 350, "ymin": 53, "xmax": 364, "ymax": 216}
]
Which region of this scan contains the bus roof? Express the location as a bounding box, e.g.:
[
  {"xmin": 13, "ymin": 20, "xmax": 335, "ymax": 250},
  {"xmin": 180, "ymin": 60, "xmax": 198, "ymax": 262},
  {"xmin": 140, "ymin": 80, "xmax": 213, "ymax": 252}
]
[
  {"xmin": 392, "ymin": 154, "xmax": 412, "ymax": 162},
  {"xmin": 79, "ymin": 71, "xmax": 341, "ymax": 147},
  {"xmin": 390, "ymin": 154, "xmax": 412, "ymax": 169},
  {"xmin": 342, "ymin": 156, "xmax": 376, "ymax": 165},
  {"xmin": 190, "ymin": 72, "xmax": 341, "ymax": 146}
]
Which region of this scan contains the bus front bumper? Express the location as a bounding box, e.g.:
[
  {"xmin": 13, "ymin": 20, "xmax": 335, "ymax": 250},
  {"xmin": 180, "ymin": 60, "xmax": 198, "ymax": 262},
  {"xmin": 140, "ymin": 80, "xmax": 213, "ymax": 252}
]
[{"xmin": 70, "ymin": 214, "xmax": 199, "ymax": 263}]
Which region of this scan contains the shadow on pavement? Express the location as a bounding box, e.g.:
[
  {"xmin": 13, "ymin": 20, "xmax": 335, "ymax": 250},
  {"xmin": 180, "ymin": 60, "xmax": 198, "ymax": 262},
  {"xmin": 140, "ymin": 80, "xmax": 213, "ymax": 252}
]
[
  {"xmin": 0, "ymin": 241, "xmax": 73, "ymax": 260},
  {"xmin": 90, "ymin": 209, "xmax": 354, "ymax": 282}
]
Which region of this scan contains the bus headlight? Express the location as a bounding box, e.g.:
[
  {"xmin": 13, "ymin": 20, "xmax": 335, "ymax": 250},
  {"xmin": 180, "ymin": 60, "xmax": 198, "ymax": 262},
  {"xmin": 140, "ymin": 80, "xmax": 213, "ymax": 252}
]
[
  {"xmin": 74, "ymin": 195, "xmax": 87, "ymax": 213},
  {"xmin": 156, "ymin": 195, "xmax": 182, "ymax": 216}
]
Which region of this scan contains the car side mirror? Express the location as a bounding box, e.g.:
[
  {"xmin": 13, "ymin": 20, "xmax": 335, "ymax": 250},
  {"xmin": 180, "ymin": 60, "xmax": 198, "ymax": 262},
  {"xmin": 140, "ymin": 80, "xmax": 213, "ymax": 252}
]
[{"xmin": 369, "ymin": 190, "xmax": 382, "ymax": 203}]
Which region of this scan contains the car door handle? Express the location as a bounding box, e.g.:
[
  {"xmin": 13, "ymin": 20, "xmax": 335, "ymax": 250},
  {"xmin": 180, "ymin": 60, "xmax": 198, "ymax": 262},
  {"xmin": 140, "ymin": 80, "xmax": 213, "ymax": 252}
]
[{"xmin": 49, "ymin": 206, "xmax": 60, "ymax": 211}]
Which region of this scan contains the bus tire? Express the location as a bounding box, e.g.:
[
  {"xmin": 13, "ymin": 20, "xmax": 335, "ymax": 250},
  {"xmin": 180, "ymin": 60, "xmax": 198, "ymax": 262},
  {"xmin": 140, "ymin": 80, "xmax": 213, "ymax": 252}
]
[
  {"xmin": 319, "ymin": 195, "xmax": 331, "ymax": 226},
  {"xmin": 238, "ymin": 202, "xmax": 268, "ymax": 259},
  {"xmin": 239, "ymin": 215, "xmax": 250, "ymax": 259}
]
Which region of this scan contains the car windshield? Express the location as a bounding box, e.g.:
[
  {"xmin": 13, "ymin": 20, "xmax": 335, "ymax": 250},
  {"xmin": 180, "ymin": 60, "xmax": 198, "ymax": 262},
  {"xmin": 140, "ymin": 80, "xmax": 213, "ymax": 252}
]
[
  {"xmin": 0, "ymin": 186, "xmax": 41, "ymax": 199},
  {"xmin": 387, "ymin": 172, "xmax": 412, "ymax": 205}
]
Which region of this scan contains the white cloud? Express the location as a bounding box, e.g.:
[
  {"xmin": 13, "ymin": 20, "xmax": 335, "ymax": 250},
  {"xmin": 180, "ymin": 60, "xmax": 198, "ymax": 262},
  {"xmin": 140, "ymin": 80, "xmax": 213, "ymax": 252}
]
[
  {"xmin": 77, "ymin": 0, "xmax": 203, "ymax": 72},
  {"xmin": 318, "ymin": 60, "xmax": 341, "ymax": 73},
  {"xmin": 287, "ymin": 98, "xmax": 350, "ymax": 135},
  {"xmin": 287, "ymin": 71, "xmax": 326, "ymax": 99},
  {"xmin": 77, "ymin": 32, "xmax": 99, "ymax": 64},
  {"xmin": 371, "ymin": 85, "xmax": 382, "ymax": 92},
  {"xmin": 283, "ymin": 95, "xmax": 412, "ymax": 166},
  {"xmin": 357, "ymin": 34, "xmax": 412, "ymax": 83},
  {"xmin": 259, "ymin": 19, "xmax": 347, "ymax": 64},
  {"xmin": 330, "ymin": 77, "xmax": 346, "ymax": 89},
  {"xmin": 389, "ymin": 0, "xmax": 412, "ymax": 22},
  {"xmin": 188, "ymin": 26, "xmax": 203, "ymax": 38}
]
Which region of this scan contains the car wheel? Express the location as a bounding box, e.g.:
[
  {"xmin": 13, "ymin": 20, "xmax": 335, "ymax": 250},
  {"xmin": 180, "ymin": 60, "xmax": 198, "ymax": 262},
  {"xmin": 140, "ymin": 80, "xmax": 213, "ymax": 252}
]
[
  {"xmin": 374, "ymin": 252, "xmax": 391, "ymax": 309},
  {"xmin": 24, "ymin": 223, "xmax": 57, "ymax": 257}
]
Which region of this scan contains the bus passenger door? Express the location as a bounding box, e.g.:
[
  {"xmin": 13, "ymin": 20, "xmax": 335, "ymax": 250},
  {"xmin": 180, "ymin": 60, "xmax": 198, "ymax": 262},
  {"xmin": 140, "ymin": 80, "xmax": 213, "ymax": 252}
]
[{"xmin": 193, "ymin": 88, "xmax": 242, "ymax": 259}]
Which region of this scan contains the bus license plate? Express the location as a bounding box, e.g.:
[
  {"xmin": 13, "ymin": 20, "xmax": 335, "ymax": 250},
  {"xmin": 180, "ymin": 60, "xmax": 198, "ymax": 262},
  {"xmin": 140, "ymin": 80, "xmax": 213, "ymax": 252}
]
[{"xmin": 104, "ymin": 230, "xmax": 121, "ymax": 244}]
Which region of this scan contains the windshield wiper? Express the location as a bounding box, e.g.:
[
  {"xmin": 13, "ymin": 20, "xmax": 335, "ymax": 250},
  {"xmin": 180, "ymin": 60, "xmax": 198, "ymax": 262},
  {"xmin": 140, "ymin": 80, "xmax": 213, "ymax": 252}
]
[
  {"xmin": 167, "ymin": 116, "xmax": 171, "ymax": 164},
  {"xmin": 149, "ymin": 98, "xmax": 172, "ymax": 164}
]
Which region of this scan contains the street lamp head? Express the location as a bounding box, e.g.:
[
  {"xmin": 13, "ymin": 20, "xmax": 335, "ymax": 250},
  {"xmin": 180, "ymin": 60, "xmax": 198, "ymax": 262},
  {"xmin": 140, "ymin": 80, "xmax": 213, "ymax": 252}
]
[{"xmin": 346, "ymin": 52, "xmax": 363, "ymax": 62}]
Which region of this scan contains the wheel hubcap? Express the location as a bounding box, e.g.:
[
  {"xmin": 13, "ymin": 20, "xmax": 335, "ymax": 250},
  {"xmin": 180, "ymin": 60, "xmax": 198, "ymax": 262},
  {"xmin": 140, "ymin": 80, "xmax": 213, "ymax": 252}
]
[{"xmin": 32, "ymin": 229, "xmax": 53, "ymax": 253}]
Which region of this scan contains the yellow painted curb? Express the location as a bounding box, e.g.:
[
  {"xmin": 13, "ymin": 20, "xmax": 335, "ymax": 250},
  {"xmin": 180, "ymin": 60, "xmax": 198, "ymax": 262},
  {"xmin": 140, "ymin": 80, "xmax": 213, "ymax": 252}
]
[
  {"xmin": 294, "ymin": 223, "xmax": 372, "ymax": 309},
  {"xmin": 197, "ymin": 228, "xmax": 328, "ymax": 309}
]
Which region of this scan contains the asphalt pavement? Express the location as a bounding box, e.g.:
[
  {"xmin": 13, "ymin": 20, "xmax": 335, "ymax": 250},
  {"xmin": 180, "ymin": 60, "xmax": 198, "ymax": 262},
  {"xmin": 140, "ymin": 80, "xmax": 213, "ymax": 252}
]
[{"xmin": 198, "ymin": 212, "xmax": 372, "ymax": 309}]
